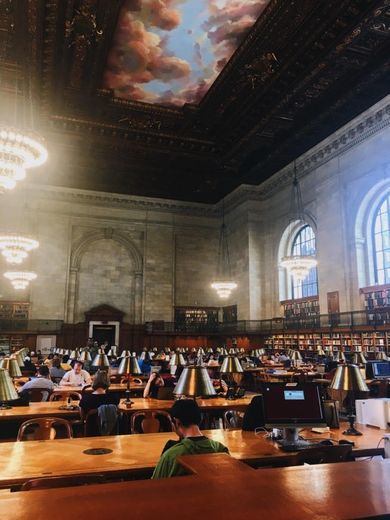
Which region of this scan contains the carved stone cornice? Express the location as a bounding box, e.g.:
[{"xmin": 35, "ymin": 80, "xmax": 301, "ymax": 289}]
[{"xmin": 24, "ymin": 184, "xmax": 218, "ymax": 217}]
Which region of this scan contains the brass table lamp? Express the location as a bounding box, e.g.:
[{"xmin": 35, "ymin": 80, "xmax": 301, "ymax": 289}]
[
  {"xmin": 330, "ymin": 364, "xmax": 369, "ymax": 436},
  {"xmin": 118, "ymin": 355, "xmax": 141, "ymax": 405},
  {"xmin": 91, "ymin": 350, "xmax": 109, "ymax": 370},
  {"xmin": 0, "ymin": 368, "xmax": 18, "ymax": 409},
  {"xmin": 174, "ymin": 366, "xmax": 216, "ymax": 398}
]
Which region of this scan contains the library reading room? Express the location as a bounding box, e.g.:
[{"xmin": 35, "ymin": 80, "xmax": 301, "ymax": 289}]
[{"xmin": 1, "ymin": 1, "xmax": 390, "ymax": 519}]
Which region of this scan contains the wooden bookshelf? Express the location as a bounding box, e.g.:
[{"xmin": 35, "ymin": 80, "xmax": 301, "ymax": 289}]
[
  {"xmin": 263, "ymin": 330, "xmax": 390, "ymax": 356},
  {"xmin": 360, "ymin": 284, "xmax": 390, "ymax": 325},
  {"xmin": 281, "ymin": 296, "xmax": 320, "ymax": 319},
  {"xmin": 0, "ymin": 301, "xmax": 29, "ymax": 320},
  {"xmin": 174, "ymin": 307, "xmax": 219, "ymax": 330}
]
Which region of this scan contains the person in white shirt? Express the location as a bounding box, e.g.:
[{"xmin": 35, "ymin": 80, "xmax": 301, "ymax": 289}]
[{"xmin": 60, "ymin": 361, "xmax": 92, "ymax": 386}]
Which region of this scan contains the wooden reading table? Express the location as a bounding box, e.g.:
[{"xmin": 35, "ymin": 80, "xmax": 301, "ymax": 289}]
[
  {"xmin": 1, "ymin": 453, "xmax": 389, "ymax": 519},
  {"xmin": 0, "ymin": 424, "xmax": 384, "ymax": 489}
]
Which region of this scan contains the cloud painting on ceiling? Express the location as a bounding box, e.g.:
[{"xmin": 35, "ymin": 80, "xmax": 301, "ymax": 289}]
[{"xmin": 104, "ymin": 0, "xmax": 270, "ymax": 107}]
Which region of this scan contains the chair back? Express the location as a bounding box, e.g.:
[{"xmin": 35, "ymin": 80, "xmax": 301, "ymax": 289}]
[
  {"xmin": 131, "ymin": 410, "xmax": 173, "ymax": 434},
  {"xmin": 17, "ymin": 417, "xmax": 73, "ymax": 441},
  {"xmin": 49, "ymin": 392, "xmax": 82, "ymax": 401},
  {"xmin": 51, "ymin": 376, "xmax": 63, "ymax": 384},
  {"xmin": 81, "ymin": 385, "xmax": 92, "ymax": 395},
  {"xmin": 20, "ymin": 474, "xmax": 106, "ymax": 491},
  {"xmin": 294, "ymin": 444, "xmax": 353, "ymax": 465},
  {"xmin": 223, "ymin": 410, "xmax": 244, "ymax": 429},
  {"xmin": 82, "ymin": 406, "xmax": 118, "ymax": 436},
  {"xmin": 26, "ymin": 388, "xmax": 52, "ymax": 402}
]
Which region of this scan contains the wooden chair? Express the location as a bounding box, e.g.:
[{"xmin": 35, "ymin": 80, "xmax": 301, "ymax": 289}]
[
  {"xmin": 17, "ymin": 417, "xmax": 73, "ymax": 441},
  {"xmin": 20, "ymin": 474, "xmax": 106, "ymax": 491},
  {"xmin": 81, "ymin": 385, "xmax": 92, "ymax": 395},
  {"xmin": 25, "ymin": 388, "xmax": 52, "ymax": 402},
  {"xmin": 293, "ymin": 444, "xmax": 354, "ymax": 465},
  {"xmin": 82, "ymin": 407, "xmax": 118, "ymax": 436},
  {"xmin": 131, "ymin": 410, "xmax": 173, "ymax": 434},
  {"xmin": 223, "ymin": 410, "xmax": 244, "ymax": 429},
  {"xmin": 120, "ymin": 376, "xmax": 143, "ymax": 385},
  {"xmin": 49, "ymin": 392, "xmax": 82, "ymax": 401}
]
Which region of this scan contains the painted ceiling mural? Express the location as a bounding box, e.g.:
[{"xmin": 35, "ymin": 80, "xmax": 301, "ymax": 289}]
[{"xmin": 103, "ymin": 0, "xmax": 271, "ymax": 107}]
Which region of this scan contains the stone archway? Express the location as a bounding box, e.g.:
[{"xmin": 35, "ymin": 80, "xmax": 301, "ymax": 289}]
[{"xmin": 66, "ymin": 228, "xmax": 143, "ymax": 324}]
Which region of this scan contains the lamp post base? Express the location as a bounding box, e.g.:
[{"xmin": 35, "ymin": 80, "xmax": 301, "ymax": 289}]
[{"xmin": 343, "ymin": 414, "xmax": 363, "ymax": 436}]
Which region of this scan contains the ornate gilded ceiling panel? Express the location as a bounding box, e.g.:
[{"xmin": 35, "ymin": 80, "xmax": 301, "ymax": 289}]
[{"xmin": 1, "ymin": 0, "xmax": 389, "ymax": 202}]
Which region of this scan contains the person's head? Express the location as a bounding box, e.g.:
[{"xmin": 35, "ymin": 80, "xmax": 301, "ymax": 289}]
[
  {"xmin": 62, "ymin": 354, "xmax": 70, "ymax": 363},
  {"xmin": 37, "ymin": 365, "xmax": 50, "ymax": 378},
  {"xmin": 170, "ymin": 399, "xmax": 201, "ymax": 438},
  {"xmin": 73, "ymin": 361, "xmax": 84, "ymax": 374},
  {"xmin": 52, "ymin": 357, "xmax": 61, "ymax": 369},
  {"xmin": 149, "ymin": 372, "xmax": 163, "ymax": 385},
  {"xmin": 92, "ymin": 370, "xmax": 110, "ymax": 391}
]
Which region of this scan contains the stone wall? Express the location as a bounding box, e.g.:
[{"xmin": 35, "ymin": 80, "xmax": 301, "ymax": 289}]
[{"xmin": 0, "ymin": 95, "xmax": 389, "ymax": 324}]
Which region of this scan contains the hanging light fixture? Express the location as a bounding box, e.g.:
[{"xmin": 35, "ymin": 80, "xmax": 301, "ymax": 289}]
[
  {"xmin": 0, "ymin": 128, "xmax": 47, "ymax": 191},
  {"xmin": 0, "ymin": 234, "xmax": 39, "ymax": 264},
  {"xmin": 4, "ymin": 271, "xmax": 37, "ymax": 290},
  {"xmin": 211, "ymin": 200, "xmax": 237, "ymax": 299},
  {"xmin": 0, "ymin": 47, "xmax": 47, "ymax": 193},
  {"xmin": 279, "ymin": 161, "xmax": 317, "ymax": 283}
]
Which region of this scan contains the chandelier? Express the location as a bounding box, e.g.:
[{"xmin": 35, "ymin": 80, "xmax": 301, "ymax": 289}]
[
  {"xmin": 0, "ymin": 128, "xmax": 48, "ymax": 191},
  {"xmin": 211, "ymin": 202, "xmax": 237, "ymax": 299},
  {"xmin": 279, "ymin": 161, "xmax": 317, "ymax": 283},
  {"xmin": 0, "ymin": 234, "xmax": 39, "ymax": 264},
  {"xmin": 4, "ymin": 271, "xmax": 37, "ymax": 290}
]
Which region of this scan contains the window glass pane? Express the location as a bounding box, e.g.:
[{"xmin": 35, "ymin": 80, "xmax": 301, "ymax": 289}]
[
  {"xmin": 373, "ymin": 195, "xmax": 390, "ymax": 284},
  {"xmin": 291, "ymin": 225, "xmax": 318, "ymax": 298}
]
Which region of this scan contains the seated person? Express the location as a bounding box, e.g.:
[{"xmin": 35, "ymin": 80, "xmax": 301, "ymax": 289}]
[
  {"xmin": 23, "ymin": 354, "xmax": 37, "ymax": 373},
  {"xmin": 79, "ymin": 371, "xmax": 120, "ymax": 436},
  {"xmin": 19, "ymin": 365, "xmax": 56, "ymax": 395},
  {"xmin": 242, "ymin": 395, "xmax": 265, "ymax": 431},
  {"xmin": 50, "ymin": 357, "xmax": 66, "ymax": 381},
  {"xmin": 60, "ymin": 361, "xmax": 92, "ymax": 386},
  {"xmin": 152, "ymin": 399, "xmax": 229, "ymax": 479},
  {"xmin": 212, "ymin": 377, "xmax": 228, "ymax": 396},
  {"xmin": 43, "ymin": 353, "xmax": 55, "ymax": 368},
  {"xmin": 207, "ymin": 354, "xmax": 219, "ymax": 367},
  {"xmin": 143, "ymin": 371, "xmax": 164, "ymax": 398}
]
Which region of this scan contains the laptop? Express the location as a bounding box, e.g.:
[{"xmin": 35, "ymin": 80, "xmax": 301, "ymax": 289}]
[{"xmin": 372, "ymin": 362, "xmax": 390, "ymax": 380}]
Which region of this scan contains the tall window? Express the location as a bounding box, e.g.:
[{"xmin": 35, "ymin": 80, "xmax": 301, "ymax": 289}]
[
  {"xmin": 373, "ymin": 195, "xmax": 390, "ymax": 285},
  {"xmin": 291, "ymin": 225, "xmax": 318, "ymax": 298}
]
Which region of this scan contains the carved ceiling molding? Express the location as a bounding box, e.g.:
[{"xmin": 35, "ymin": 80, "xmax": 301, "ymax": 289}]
[
  {"xmin": 223, "ymin": 94, "xmax": 390, "ymax": 210},
  {"xmin": 24, "ymin": 184, "xmax": 218, "ymax": 217}
]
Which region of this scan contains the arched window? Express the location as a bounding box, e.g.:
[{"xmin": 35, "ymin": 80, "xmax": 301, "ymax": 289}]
[
  {"xmin": 373, "ymin": 195, "xmax": 390, "ymax": 285},
  {"xmin": 291, "ymin": 225, "xmax": 318, "ymax": 298}
]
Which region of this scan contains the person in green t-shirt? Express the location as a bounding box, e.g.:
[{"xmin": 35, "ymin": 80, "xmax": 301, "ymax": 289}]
[{"xmin": 151, "ymin": 399, "xmax": 229, "ymax": 479}]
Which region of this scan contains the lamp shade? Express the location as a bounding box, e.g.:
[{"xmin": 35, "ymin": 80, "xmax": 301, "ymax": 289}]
[
  {"xmin": 174, "ymin": 366, "xmax": 216, "ymax": 397},
  {"xmin": 92, "ymin": 351, "xmax": 110, "ymax": 369},
  {"xmin": 329, "ymin": 364, "xmax": 369, "ymax": 392},
  {"xmin": 0, "ymin": 369, "xmax": 18, "ymax": 401},
  {"xmin": 317, "ymin": 348, "xmax": 326, "ymax": 356},
  {"xmin": 118, "ymin": 355, "xmax": 142, "ymax": 376},
  {"xmin": 0, "ymin": 358, "xmax": 22, "ymax": 377},
  {"xmin": 69, "ymin": 349, "xmax": 80, "ymax": 360},
  {"xmin": 107, "ymin": 346, "xmax": 118, "ymax": 357},
  {"xmin": 376, "ymin": 351, "xmax": 389, "ymax": 361},
  {"xmin": 220, "ymin": 356, "xmax": 243, "ymax": 373},
  {"xmin": 169, "ymin": 353, "xmax": 186, "ymax": 366},
  {"xmin": 119, "ymin": 349, "xmax": 131, "ymax": 358},
  {"xmin": 220, "ymin": 348, "xmax": 228, "ymax": 356},
  {"xmin": 155, "ymin": 351, "xmax": 166, "ymax": 361},
  {"xmin": 334, "ymin": 351, "xmax": 346, "ymax": 362},
  {"xmin": 139, "ymin": 351, "xmax": 151, "ymax": 361},
  {"xmin": 290, "ymin": 350, "xmax": 303, "ymax": 361},
  {"xmin": 197, "ymin": 348, "xmax": 205, "ymax": 356},
  {"xmin": 78, "ymin": 351, "xmax": 92, "ymax": 362},
  {"xmin": 352, "ymin": 352, "xmax": 366, "ymax": 365},
  {"xmin": 14, "ymin": 353, "xmax": 25, "ymax": 368}
]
